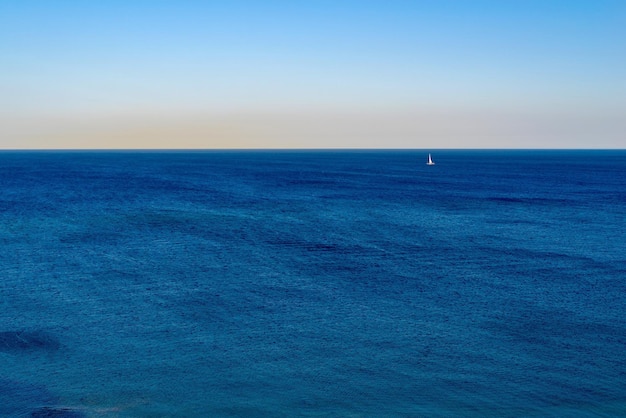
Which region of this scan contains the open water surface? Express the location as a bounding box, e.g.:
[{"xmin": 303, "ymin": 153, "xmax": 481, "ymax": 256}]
[{"xmin": 1, "ymin": 150, "xmax": 625, "ymax": 416}]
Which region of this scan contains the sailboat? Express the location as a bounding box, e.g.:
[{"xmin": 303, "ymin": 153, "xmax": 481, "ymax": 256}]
[{"xmin": 426, "ymin": 153, "xmax": 435, "ymax": 165}]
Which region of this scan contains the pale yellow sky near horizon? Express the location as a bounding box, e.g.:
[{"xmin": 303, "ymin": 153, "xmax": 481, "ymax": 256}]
[{"xmin": 2, "ymin": 105, "xmax": 624, "ymax": 149}]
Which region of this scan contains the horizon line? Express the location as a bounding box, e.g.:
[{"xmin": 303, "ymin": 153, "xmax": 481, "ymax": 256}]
[{"xmin": 0, "ymin": 148, "xmax": 624, "ymax": 152}]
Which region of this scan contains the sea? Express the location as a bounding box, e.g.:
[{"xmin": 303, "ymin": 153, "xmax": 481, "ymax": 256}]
[{"xmin": 1, "ymin": 150, "xmax": 625, "ymax": 417}]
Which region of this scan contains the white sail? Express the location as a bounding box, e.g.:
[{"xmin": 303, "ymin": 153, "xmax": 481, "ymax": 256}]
[{"xmin": 427, "ymin": 153, "xmax": 435, "ymax": 165}]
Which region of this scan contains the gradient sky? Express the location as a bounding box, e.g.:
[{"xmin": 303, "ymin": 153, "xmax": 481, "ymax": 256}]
[{"xmin": 1, "ymin": 0, "xmax": 625, "ymax": 149}]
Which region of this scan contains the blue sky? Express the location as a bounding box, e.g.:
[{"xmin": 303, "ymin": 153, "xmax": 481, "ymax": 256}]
[{"xmin": 1, "ymin": 0, "xmax": 624, "ymax": 148}]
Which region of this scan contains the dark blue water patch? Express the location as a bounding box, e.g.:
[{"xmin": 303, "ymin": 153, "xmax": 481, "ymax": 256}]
[
  {"xmin": 30, "ymin": 407, "xmax": 86, "ymax": 417},
  {"xmin": 486, "ymin": 196, "xmax": 576, "ymax": 206},
  {"xmin": 0, "ymin": 330, "xmax": 60, "ymax": 353}
]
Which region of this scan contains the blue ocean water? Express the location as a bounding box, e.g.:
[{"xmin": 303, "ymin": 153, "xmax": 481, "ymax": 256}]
[{"xmin": 1, "ymin": 150, "xmax": 625, "ymax": 417}]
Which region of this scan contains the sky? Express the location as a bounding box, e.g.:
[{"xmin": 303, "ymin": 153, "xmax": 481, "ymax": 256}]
[{"xmin": 1, "ymin": 0, "xmax": 625, "ymax": 149}]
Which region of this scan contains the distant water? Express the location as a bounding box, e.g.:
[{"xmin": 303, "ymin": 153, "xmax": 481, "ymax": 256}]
[{"xmin": 1, "ymin": 150, "xmax": 625, "ymax": 417}]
